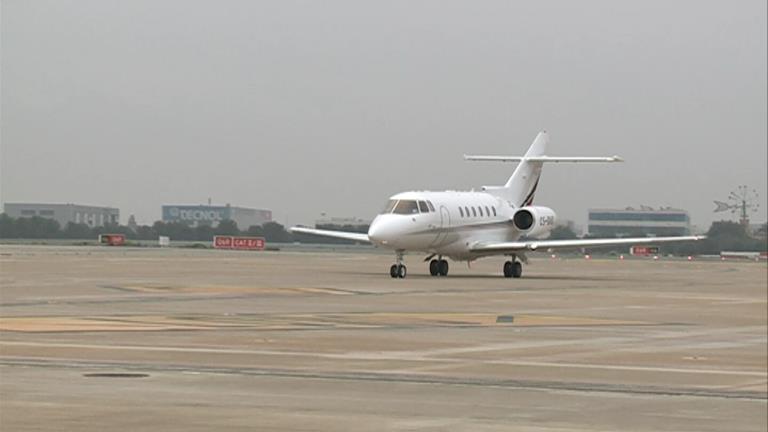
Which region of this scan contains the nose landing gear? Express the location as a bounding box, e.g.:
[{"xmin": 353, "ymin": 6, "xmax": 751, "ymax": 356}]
[
  {"xmin": 503, "ymin": 258, "xmax": 523, "ymax": 278},
  {"xmin": 390, "ymin": 264, "xmax": 407, "ymax": 278},
  {"xmin": 429, "ymin": 257, "xmax": 449, "ymax": 276},
  {"xmin": 390, "ymin": 251, "xmax": 407, "ymax": 278}
]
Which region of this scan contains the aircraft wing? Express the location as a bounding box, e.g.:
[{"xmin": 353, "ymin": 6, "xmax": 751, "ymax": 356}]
[
  {"xmin": 470, "ymin": 235, "xmax": 705, "ymax": 254},
  {"xmin": 290, "ymin": 226, "xmax": 370, "ymax": 243},
  {"xmin": 464, "ymin": 155, "xmax": 623, "ymax": 163}
]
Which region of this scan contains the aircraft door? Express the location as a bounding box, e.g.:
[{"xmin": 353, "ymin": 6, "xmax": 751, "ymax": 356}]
[{"xmin": 430, "ymin": 205, "xmax": 451, "ymax": 248}]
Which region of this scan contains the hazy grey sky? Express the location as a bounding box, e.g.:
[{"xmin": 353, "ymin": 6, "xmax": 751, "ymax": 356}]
[{"xmin": 2, "ymin": 0, "xmax": 766, "ymax": 229}]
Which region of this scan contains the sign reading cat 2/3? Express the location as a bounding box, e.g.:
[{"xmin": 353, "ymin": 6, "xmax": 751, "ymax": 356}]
[{"xmin": 213, "ymin": 236, "xmax": 265, "ymax": 251}]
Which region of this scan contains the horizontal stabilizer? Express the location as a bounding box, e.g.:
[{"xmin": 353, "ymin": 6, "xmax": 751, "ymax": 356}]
[{"xmin": 464, "ymin": 155, "xmax": 623, "ymax": 163}]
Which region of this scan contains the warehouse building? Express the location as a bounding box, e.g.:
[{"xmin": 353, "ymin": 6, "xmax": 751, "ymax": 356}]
[
  {"xmin": 3, "ymin": 203, "xmax": 119, "ymax": 228},
  {"xmin": 162, "ymin": 204, "xmax": 271, "ymax": 228},
  {"xmin": 587, "ymin": 206, "xmax": 691, "ymax": 237}
]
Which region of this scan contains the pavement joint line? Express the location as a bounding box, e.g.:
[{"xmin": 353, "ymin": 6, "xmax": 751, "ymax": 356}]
[
  {"xmin": 0, "ymin": 357, "xmax": 764, "ymax": 402},
  {"xmin": 1, "ymin": 340, "xmax": 765, "ymax": 378}
]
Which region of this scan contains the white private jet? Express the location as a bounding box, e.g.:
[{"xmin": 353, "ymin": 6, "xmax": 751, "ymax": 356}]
[{"xmin": 291, "ymin": 131, "xmax": 703, "ymax": 278}]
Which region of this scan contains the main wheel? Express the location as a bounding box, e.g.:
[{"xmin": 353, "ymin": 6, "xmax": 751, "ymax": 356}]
[
  {"xmin": 398, "ymin": 264, "xmax": 407, "ymax": 278},
  {"xmin": 438, "ymin": 259, "xmax": 449, "ymax": 276},
  {"xmin": 429, "ymin": 259, "xmax": 439, "ymax": 276},
  {"xmin": 503, "ymin": 261, "xmax": 513, "ymax": 278},
  {"xmin": 511, "ymin": 261, "xmax": 522, "ymax": 278},
  {"xmin": 390, "ymin": 264, "xmax": 399, "ymax": 278}
]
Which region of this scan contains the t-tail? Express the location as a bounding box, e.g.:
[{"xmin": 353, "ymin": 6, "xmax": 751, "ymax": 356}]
[{"xmin": 464, "ymin": 131, "xmax": 624, "ymax": 207}]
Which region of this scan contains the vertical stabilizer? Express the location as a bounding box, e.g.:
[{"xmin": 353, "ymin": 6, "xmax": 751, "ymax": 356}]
[{"xmin": 501, "ymin": 131, "xmax": 547, "ymax": 206}]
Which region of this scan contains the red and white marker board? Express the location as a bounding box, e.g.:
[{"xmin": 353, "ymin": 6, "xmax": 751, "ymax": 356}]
[{"xmin": 213, "ymin": 236, "xmax": 265, "ymax": 251}]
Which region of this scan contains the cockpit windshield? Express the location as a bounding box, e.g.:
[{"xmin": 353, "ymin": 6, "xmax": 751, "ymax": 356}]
[
  {"xmin": 381, "ymin": 199, "xmax": 433, "ymax": 215},
  {"xmin": 382, "ymin": 200, "xmax": 398, "ymax": 214},
  {"xmin": 393, "ymin": 200, "xmax": 420, "ymax": 214}
]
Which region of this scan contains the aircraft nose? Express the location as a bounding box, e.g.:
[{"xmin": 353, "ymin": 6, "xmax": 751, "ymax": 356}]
[{"xmin": 368, "ymin": 218, "xmax": 395, "ymax": 245}]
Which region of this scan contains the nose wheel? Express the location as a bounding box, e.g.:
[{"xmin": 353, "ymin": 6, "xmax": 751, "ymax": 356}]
[
  {"xmin": 429, "ymin": 258, "xmax": 449, "ymax": 276},
  {"xmin": 503, "ymin": 259, "xmax": 522, "ymax": 278},
  {"xmin": 390, "ymin": 251, "xmax": 407, "ymax": 278},
  {"xmin": 390, "ymin": 264, "xmax": 407, "ymax": 278}
]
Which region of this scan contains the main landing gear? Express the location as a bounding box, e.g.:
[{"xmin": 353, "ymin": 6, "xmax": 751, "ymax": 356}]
[
  {"xmin": 503, "ymin": 258, "xmax": 523, "ymax": 278},
  {"xmin": 390, "ymin": 251, "xmax": 407, "ymax": 278},
  {"xmin": 428, "ymin": 257, "xmax": 449, "ymax": 277}
]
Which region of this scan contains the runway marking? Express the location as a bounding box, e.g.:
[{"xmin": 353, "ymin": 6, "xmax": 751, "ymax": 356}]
[
  {"xmin": 0, "ymin": 313, "xmax": 648, "ymax": 332},
  {"xmin": 1, "ymin": 340, "xmax": 765, "ymax": 378},
  {"xmin": 116, "ymin": 284, "xmax": 357, "ymax": 296},
  {"xmin": 1, "ymin": 356, "xmax": 765, "ymax": 401}
]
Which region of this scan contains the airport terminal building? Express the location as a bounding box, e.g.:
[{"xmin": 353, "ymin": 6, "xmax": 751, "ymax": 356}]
[
  {"xmin": 587, "ymin": 207, "xmax": 691, "ymax": 237},
  {"xmin": 162, "ymin": 204, "xmax": 272, "ymax": 228},
  {"xmin": 3, "ymin": 203, "xmax": 120, "ymax": 228}
]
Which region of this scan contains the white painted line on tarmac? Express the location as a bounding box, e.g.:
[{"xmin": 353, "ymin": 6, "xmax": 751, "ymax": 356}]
[{"xmin": 1, "ymin": 340, "xmax": 765, "ymax": 378}]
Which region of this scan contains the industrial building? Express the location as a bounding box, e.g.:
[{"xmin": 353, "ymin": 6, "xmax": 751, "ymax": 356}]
[
  {"xmin": 315, "ymin": 216, "xmax": 371, "ymax": 230},
  {"xmin": 587, "ymin": 206, "xmax": 691, "ymax": 237},
  {"xmin": 161, "ymin": 204, "xmax": 271, "ymax": 228},
  {"xmin": 3, "ymin": 203, "xmax": 120, "ymax": 228}
]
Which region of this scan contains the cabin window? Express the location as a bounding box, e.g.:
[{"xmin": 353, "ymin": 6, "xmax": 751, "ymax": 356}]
[
  {"xmin": 492, "ymin": 206, "xmax": 496, "ymax": 216},
  {"xmin": 393, "ymin": 200, "xmax": 420, "ymax": 214},
  {"xmin": 471, "ymin": 207, "xmax": 477, "ymax": 217},
  {"xmin": 459, "ymin": 207, "xmax": 464, "ymax": 217},
  {"xmin": 382, "ymin": 200, "xmax": 398, "ymax": 214},
  {"xmin": 417, "ymin": 201, "xmax": 430, "ymax": 213}
]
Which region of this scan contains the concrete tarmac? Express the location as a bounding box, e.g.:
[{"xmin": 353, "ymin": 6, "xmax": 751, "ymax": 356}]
[{"xmin": 0, "ymin": 245, "xmax": 766, "ymax": 431}]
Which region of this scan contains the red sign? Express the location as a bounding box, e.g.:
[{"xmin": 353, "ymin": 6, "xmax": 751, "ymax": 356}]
[
  {"xmin": 213, "ymin": 236, "xmax": 265, "ymax": 251},
  {"xmin": 99, "ymin": 234, "xmax": 126, "ymax": 246},
  {"xmin": 630, "ymin": 246, "xmax": 659, "ymax": 256}
]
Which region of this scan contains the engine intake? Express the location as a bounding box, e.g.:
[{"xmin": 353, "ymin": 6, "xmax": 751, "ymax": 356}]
[
  {"xmin": 512, "ymin": 206, "xmax": 557, "ymax": 238},
  {"xmin": 513, "ymin": 209, "xmax": 535, "ymax": 230}
]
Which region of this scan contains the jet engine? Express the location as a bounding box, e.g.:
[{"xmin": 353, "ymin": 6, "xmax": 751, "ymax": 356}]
[{"xmin": 512, "ymin": 206, "xmax": 557, "ymax": 238}]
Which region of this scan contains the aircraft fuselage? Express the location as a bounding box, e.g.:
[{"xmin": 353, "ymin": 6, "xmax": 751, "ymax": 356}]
[{"xmin": 367, "ymin": 190, "xmax": 533, "ymax": 261}]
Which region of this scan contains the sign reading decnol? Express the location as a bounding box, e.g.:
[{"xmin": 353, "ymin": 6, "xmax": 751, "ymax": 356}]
[{"xmin": 213, "ymin": 236, "xmax": 265, "ymax": 251}]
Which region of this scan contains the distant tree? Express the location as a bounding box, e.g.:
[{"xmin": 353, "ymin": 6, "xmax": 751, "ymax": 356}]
[
  {"xmin": 0, "ymin": 214, "xmax": 14, "ymax": 238},
  {"xmin": 135, "ymin": 225, "xmax": 157, "ymax": 240},
  {"xmin": 11, "ymin": 216, "xmax": 61, "ymax": 239},
  {"xmin": 193, "ymin": 224, "xmax": 215, "ymax": 241},
  {"xmin": 548, "ymin": 225, "xmax": 578, "ymax": 240},
  {"xmin": 755, "ymin": 223, "xmax": 768, "ymax": 239},
  {"xmin": 62, "ymin": 222, "xmax": 93, "ymax": 239},
  {"xmin": 707, "ymin": 221, "xmax": 750, "ymax": 239},
  {"xmin": 262, "ymin": 221, "xmax": 292, "ymax": 242},
  {"xmin": 153, "ymin": 221, "xmax": 195, "ymax": 241},
  {"xmin": 214, "ymin": 220, "xmax": 240, "ymax": 236},
  {"xmin": 701, "ymin": 221, "xmax": 766, "ymax": 254},
  {"xmin": 245, "ymin": 225, "xmax": 264, "ymax": 237}
]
